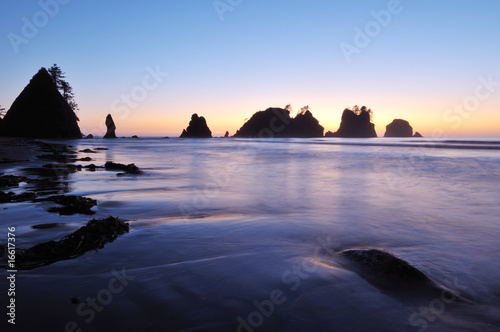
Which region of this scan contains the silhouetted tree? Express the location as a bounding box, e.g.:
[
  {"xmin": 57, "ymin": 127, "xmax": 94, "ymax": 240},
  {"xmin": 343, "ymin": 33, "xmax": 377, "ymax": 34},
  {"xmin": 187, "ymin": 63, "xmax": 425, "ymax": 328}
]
[
  {"xmin": 285, "ymin": 104, "xmax": 293, "ymax": 113},
  {"xmin": 299, "ymin": 105, "xmax": 309, "ymax": 115},
  {"xmin": 48, "ymin": 64, "xmax": 79, "ymax": 113}
]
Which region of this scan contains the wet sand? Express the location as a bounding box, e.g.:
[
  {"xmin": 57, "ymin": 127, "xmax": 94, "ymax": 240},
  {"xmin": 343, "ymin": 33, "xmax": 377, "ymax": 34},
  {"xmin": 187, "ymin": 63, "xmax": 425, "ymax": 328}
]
[{"xmin": 0, "ymin": 138, "xmax": 41, "ymax": 172}]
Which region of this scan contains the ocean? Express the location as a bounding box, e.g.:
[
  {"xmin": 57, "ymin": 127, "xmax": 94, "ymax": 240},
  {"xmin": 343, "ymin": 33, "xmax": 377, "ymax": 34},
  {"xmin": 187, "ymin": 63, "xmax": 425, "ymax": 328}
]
[{"xmin": 1, "ymin": 137, "xmax": 500, "ymax": 331}]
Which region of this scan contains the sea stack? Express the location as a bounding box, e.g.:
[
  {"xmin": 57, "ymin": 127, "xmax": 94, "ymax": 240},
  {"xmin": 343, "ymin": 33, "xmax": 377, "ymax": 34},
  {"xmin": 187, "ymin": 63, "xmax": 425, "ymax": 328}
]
[
  {"xmin": 103, "ymin": 114, "xmax": 117, "ymax": 138},
  {"xmin": 180, "ymin": 114, "xmax": 212, "ymax": 138},
  {"xmin": 233, "ymin": 107, "xmax": 324, "ymax": 138},
  {"xmin": 384, "ymin": 119, "xmax": 413, "ymax": 137},
  {"xmin": 0, "ymin": 68, "xmax": 81, "ymax": 138},
  {"xmin": 329, "ymin": 106, "xmax": 377, "ymax": 138}
]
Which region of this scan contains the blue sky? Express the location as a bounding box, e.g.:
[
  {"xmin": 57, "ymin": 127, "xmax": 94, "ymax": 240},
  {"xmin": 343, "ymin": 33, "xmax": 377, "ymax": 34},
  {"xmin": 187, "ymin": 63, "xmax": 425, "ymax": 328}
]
[{"xmin": 1, "ymin": 0, "xmax": 499, "ymax": 136}]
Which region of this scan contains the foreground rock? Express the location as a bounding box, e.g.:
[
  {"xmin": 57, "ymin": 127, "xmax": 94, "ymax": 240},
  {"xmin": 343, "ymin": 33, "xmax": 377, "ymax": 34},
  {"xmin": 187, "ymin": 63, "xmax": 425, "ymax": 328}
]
[
  {"xmin": 0, "ymin": 68, "xmax": 81, "ymax": 138},
  {"xmin": 180, "ymin": 114, "xmax": 212, "ymax": 138},
  {"xmin": 328, "ymin": 106, "xmax": 377, "ymax": 138},
  {"xmin": 105, "ymin": 161, "xmax": 142, "ymax": 175},
  {"xmin": 6, "ymin": 216, "xmax": 129, "ymax": 270},
  {"xmin": 384, "ymin": 119, "xmax": 414, "ymax": 137},
  {"xmin": 338, "ymin": 248, "xmax": 464, "ymax": 299},
  {"xmin": 103, "ymin": 114, "xmax": 117, "ymax": 138},
  {"xmin": 0, "ymin": 191, "xmax": 38, "ymax": 203},
  {"xmin": 45, "ymin": 195, "xmax": 97, "ymax": 215},
  {"xmin": 233, "ymin": 107, "xmax": 324, "ymax": 138}
]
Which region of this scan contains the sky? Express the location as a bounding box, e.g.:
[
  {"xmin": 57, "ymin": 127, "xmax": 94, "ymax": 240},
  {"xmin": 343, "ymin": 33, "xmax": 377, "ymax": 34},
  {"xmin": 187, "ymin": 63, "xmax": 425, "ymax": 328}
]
[{"xmin": 1, "ymin": 0, "xmax": 499, "ymax": 137}]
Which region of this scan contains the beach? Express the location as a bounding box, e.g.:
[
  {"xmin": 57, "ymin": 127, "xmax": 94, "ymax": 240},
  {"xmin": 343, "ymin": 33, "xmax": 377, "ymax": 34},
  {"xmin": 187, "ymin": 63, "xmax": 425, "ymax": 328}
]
[{"xmin": 1, "ymin": 137, "xmax": 500, "ymax": 331}]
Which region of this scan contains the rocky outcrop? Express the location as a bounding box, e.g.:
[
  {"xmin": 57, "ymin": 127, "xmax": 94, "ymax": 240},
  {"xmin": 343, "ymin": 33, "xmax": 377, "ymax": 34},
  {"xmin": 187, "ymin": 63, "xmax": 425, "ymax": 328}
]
[
  {"xmin": 103, "ymin": 114, "xmax": 117, "ymax": 138},
  {"xmin": 0, "ymin": 68, "xmax": 81, "ymax": 139},
  {"xmin": 324, "ymin": 131, "xmax": 335, "ymax": 137},
  {"xmin": 384, "ymin": 119, "xmax": 413, "ymax": 137},
  {"xmin": 233, "ymin": 107, "xmax": 324, "ymax": 138},
  {"xmin": 329, "ymin": 106, "xmax": 377, "ymax": 138},
  {"xmin": 413, "ymin": 132, "xmax": 423, "ymax": 138},
  {"xmin": 337, "ymin": 248, "xmax": 464, "ymax": 299},
  {"xmin": 180, "ymin": 114, "xmax": 212, "ymax": 138},
  {"xmin": 224, "ymin": 131, "xmax": 229, "ymax": 138}
]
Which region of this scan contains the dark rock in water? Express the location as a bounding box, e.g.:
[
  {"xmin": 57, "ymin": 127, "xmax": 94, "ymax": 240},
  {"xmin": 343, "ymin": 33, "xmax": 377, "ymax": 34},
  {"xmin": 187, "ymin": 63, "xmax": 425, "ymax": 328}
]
[
  {"xmin": 0, "ymin": 68, "xmax": 81, "ymax": 139},
  {"xmin": 103, "ymin": 114, "xmax": 117, "ymax": 138},
  {"xmin": 45, "ymin": 195, "xmax": 97, "ymax": 215},
  {"xmin": 84, "ymin": 134, "xmax": 94, "ymax": 139},
  {"xmin": 338, "ymin": 249, "xmax": 463, "ymax": 299},
  {"xmin": 32, "ymin": 223, "xmax": 65, "ymax": 229},
  {"xmin": 11, "ymin": 216, "xmax": 129, "ymax": 270},
  {"xmin": 79, "ymin": 148, "xmax": 97, "ymax": 153},
  {"xmin": 180, "ymin": 113, "xmax": 212, "ymax": 138},
  {"xmin": 131, "ymin": 135, "xmax": 139, "ymax": 139},
  {"xmin": 324, "ymin": 131, "xmax": 335, "ymax": 137},
  {"xmin": 0, "ymin": 174, "xmax": 28, "ymax": 189},
  {"xmin": 289, "ymin": 110, "xmax": 324, "ymax": 137},
  {"xmin": 413, "ymin": 131, "xmax": 423, "ymax": 138},
  {"xmin": 105, "ymin": 161, "xmax": 142, "ymax": 174},
  {"xmin": 0, "ymin": 191, "xmax": 38, "ymax": 203},
  {"xmin": 224, "ymin": 131, "xmax": 229, "ymax": 138},
  {"xmin": 329, "ymin": 106, "xmax": 377, "ymax": 138},
  {"xmin": 384, "ymin": 119, "xmax": 414, "ymax": 137},
  {"xmin": 233, "ymin": 107, "xmax": 324, "ymax": 138}
]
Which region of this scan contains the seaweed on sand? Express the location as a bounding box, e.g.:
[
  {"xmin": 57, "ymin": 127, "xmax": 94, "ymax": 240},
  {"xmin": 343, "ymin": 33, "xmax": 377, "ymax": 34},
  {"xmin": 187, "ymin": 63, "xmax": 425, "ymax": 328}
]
[
  {"xmin": 45, "ymin": 195, "xmax": 97, "ymax": 215},
  {"xmin": 3, "ymin": 216, "xmax": 129, "ymax": 270},
  {"xmin": 0, "ymin": 174, "xmax": 29, "ymax": 189},
  {"xmin": 0, "ymin": 191, "xmax": 38, "ymax": 203}
]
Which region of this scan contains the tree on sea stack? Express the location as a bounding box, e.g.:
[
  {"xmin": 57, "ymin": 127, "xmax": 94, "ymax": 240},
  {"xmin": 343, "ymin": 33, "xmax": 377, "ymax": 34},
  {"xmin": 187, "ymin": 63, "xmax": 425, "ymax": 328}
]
[
  {"xmin": 0, "ymin": 68, "xmax": 81, "ymax": 138},
  {"xmin": 48, "ymin": 64, "xmax": 79, "ymax": 113}
]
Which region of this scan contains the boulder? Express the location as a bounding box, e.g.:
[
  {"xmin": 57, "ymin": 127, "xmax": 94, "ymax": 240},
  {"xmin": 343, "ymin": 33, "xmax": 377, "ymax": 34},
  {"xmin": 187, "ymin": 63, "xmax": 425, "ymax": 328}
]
[
  {"xmin": 413, "ymin": 131, "xmax": 423, "ymax": 138},
  {"xmin": 179, "ymin": 113, "xmax": 212, "ymax": 138},
  {"xmin": 103, "ymin": 114, "xmax": 117, "ymax": 138},
  {"xmin": 0, "ymin": 68, "xmax": 81, "ymax": 138},
  {"xmin": 329, "ymin": 106, "xmax": 377, "ymax": 138},
  {"xmin": 224, "ymin": 131, "xmax": 229, "ymax": 138},
  {"xmin": 233, "ymin": 107, "xmax": 324, "ymax": 138},
  {"xmin": 337, "ymin": 248, "xmax": 465, "ymax": 300},
  {"xmin": 384, "ymin": 119, "xmax": 413, "ymax": 137}
]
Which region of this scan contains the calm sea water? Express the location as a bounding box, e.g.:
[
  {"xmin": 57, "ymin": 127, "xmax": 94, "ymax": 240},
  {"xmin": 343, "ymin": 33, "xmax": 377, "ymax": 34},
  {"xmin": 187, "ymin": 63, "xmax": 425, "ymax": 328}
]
[{"xmin": 1, "ymin": 137, "xmax": 500, "ymax": 331}]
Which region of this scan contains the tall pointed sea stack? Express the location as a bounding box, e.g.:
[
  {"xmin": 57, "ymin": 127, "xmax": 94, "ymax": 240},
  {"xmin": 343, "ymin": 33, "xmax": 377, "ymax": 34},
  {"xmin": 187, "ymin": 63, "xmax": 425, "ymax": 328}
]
[
  {"xmin": 0, "ymin": 68, "xmax": 81, "ymax": 138},
  {"xmin": 180, "ymin": 114, "xmax": 212, "ymax": 138},
  {"xmin": 103, "ymin": 114, "xmax": 117, "ymax": 138}
]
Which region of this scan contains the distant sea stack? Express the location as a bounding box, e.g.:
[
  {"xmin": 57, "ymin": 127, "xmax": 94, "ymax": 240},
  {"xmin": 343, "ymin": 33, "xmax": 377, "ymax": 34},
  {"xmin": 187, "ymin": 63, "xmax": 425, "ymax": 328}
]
[
  {"xmin": 328, "ymin": 106, "xmax": 377, "ymax": 138},
  {"xmin": 233, "ymin": 107, "xmax": 324, "ymax": 138},
  {"xmin": 179, "ymin": 113, "xmax": 212, "ymax": 138},
  {"xmin": 103, "ymin": 114, "xmax": 117, "ymax": 138},
  {"xmin": 384, "ymin": 119, "xmax": 413, "ymax": 137},
  {"xmin": 0, "ymin": 68, "xmax": 81, "ymax": 139}
]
